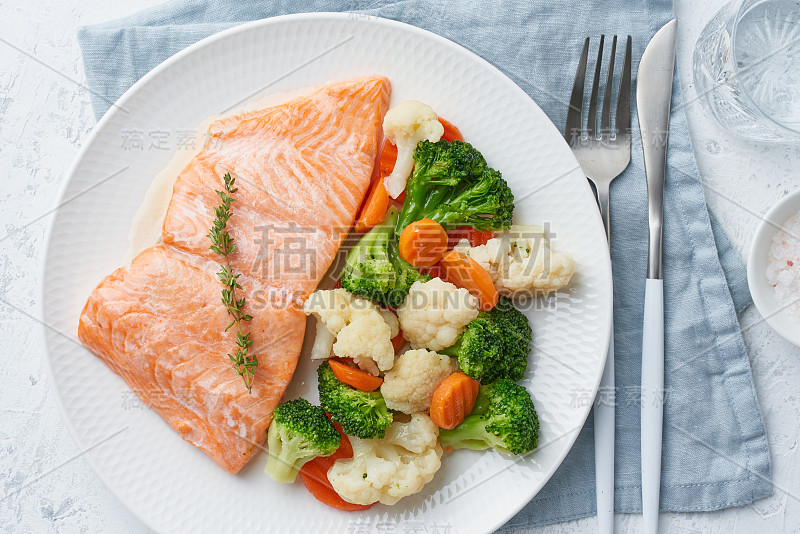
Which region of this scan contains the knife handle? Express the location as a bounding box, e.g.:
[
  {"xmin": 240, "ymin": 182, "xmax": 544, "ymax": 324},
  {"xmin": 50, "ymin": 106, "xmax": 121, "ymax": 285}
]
[
  {"xmin": 641, "ymin": 278, "xmax": 664, "ymax": 534},
  {"xmin": 594, "ymin": 329, "xmax": 615, "ymax": 534}
]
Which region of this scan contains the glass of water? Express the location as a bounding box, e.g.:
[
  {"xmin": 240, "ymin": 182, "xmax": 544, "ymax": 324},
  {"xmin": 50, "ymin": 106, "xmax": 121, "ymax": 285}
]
[{"xmin": 693, "ymin": 0, "xmax": 800, "ymax": 141}]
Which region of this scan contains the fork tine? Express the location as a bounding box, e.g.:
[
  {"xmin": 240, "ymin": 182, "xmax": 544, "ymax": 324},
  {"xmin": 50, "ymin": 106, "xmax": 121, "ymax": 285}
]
[
  {"xmin": 587, "ymin": 35, "xmax": 605, "ymax": 139},
  {"xmin": 616, "ymin": 35, "xmax": 632, "ymax": 136},
  {"xmin": 565, "ymin": 38, "xmax": 590, "ymax": 141},
  {"xmin": 601, "ymin": 35, "xmax": 618, "ymax": 137}
]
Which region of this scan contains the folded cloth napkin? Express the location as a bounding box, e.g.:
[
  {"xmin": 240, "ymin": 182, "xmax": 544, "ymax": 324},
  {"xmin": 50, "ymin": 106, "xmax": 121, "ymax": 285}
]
[{"xmin": 78, "ymin": 0, "xmax": 772, "ymax": 528}]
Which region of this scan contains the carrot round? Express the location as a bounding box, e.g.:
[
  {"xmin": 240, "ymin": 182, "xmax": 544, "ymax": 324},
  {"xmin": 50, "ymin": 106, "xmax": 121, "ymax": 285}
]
[
  {"xmin": 390, "ymin": 329, "xmax": 406, "ymax": 353},
  {"xmin": 439, "ymin": 118, "xmax": 464, "ymax": 142},
  {"xmin": 419, "ymin": 264, "xmax": 441, "ymax": 279},
  {"xmin": 299, "ymin": 421, "xmax": 374, "ymax": 511},
  {"xmin": 439, "ymin": 250, "xmax": 499, "ymax": 311},
  {"xmin": 466, "ymin": 228, "xmax": 494, "ymax": 246},
  {"xmin": 447, "ymin": 227, "xmax": 495, "ymax": 249},
  {"xmin": 329, "ymin": 421, "xmax": 353, "ymax": 460},
  {"xmin": 398, "ymin": 218, "xmax": 449, "ymax": 267},
  {"xmin": 355, "ymin": 175, "xmax": 391, "ymax": 233},
  {"xmin": 354, "ymin": 140, "xmax": 399, "ymax": 232},
  {"xmin": 429, "ymin": 372, "xmax": 480, "ymax": 430},
  {"xmin": 328, "ymin": 359, "xmax": 383, "ymax": 391},
  {"xmin": 299, "ymin": 462, "xmax": 371, "ymax": 511},
  {"xmin": 379, "ymin": 139, "xmax": 399, "ymax": 179}
]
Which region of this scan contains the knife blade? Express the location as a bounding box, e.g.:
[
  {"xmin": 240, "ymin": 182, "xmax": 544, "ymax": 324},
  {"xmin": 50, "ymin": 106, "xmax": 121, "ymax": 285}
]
[
  {"xmin": 639, "ymin": 19, "xmax": 677, "ymax": 281},
  {"xmin": 636, "ymin": 18, "xmax": 677, "ymax": 534}
]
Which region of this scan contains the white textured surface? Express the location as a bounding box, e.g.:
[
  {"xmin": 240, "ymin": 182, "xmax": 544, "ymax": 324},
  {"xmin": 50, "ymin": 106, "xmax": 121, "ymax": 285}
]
[{"xmin": 0, "ymin": 2, "xmax": 798, "ymax": 534}]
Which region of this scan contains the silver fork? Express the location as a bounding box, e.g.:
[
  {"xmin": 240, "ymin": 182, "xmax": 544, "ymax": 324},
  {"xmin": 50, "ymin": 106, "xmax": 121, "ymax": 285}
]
[
  {"xmin": 564, "ymin": 34, "xmax": 632, "ymax": 534},
  {"xmin": 566, "ymin": 35, "xmax": 632, "ymax": 233}
]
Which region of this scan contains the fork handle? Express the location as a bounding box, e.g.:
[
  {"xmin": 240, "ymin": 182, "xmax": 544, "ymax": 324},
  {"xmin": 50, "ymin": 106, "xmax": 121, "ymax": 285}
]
[
  {"xmin": 593, "ymin": 178, "xmax": 615, "ymax": 534},
  {"xmin": 595, "ymin": 331, "xmax": 615, "ymax": 534}
]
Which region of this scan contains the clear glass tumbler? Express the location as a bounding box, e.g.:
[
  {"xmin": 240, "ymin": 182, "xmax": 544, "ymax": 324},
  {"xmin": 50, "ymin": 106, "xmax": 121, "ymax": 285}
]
[{"xmin": 693, "ymin": 0, "xmax": 800, "ymax": 141}]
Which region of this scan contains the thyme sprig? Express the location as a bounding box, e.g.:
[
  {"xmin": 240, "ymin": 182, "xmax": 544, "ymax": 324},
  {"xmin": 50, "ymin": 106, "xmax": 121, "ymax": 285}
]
[{"xmin": 208, "ymin": 173, "xmax": 257, "ymax": 392}]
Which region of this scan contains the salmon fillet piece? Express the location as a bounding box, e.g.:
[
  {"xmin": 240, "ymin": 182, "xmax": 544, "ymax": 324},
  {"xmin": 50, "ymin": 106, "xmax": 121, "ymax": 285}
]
[
  {"xmin": 163, "ymin": 76, "xmax": 391, "ymax": 296},
  {"xmin": 78, "ymin": 76, "xmax": 391, "ymax": 473},
  {"xmin": 79, "ymin": 246, "xmax": 306, "ymax": 473}
]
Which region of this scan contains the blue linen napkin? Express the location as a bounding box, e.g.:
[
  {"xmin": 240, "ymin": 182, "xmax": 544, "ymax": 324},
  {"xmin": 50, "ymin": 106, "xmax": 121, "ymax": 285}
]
[{"xmin": 78, "ymin": 0, "xmax": 772, "ymax": 527}]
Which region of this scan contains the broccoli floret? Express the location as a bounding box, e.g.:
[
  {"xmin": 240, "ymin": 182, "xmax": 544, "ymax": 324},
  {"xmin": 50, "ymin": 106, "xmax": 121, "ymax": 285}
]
[
  {"xmin": 317, "ymin": 361, "xmax": 393, "ymax": 439},
  {"xmin": 396, "ymin": 140, "xmax": 515, "ymax": 233},
  {"xmin": 340, "ymin": 206, "xmax": 429, "ymax": 307},
  {"xmin": 408, "ymin": 137, "xmax": 488, "ymax": 188},
  {"xmin": 264, "ymin": 398, "xmax": 341, "ymax": 483},
  {"xmin": 439, "ymin": 379, "xmax": 539, "ymax": 455},
  {"xmin": 440, "ymin": 297, "xmax": 532, "ymax": 383}
]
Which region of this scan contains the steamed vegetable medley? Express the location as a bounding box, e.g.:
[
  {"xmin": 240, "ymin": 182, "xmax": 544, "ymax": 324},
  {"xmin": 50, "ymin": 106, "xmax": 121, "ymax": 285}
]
[{"xmin": 264, "ymin": 101, "xmax": 576, "ymax": 509}]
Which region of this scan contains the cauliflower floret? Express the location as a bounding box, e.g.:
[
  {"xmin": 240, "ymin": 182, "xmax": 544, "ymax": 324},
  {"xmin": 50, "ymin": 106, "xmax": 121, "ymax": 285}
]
[
  {"xmin": 334, "ymin": 310, "xmax": 395, "ymax": 372},
  {"xmin": 380, "ymin": 349, "xmax": 457, "ymax": 414},
  {"xmin": 309, "ymin": 320, "xmax": 336, "ymax": 361},
  {"xmin": 304, "ymin": 289, "xmax": 397, "ymax": 370},
  {"xmin": 327, "ymin": 413, "xmax": 443, "ymax": 506},
  {"xmin": 397, "ymin": 278, "xmax": 479, "ymax": 351},
  {"xmin": 454, "ymin": 226, "xmax": 575, "ymax": 296},
  {"xmin": 502, "ymin": 245, "xmax": 574, "ymax": 294},
  {"xmin": 303, "ymin": 288, "xmax": 375, "ymax": 334},
  {"xmin": 454, "ymin": 237, "xmax": 510, "ymax": 269},
  {"xmin": 378, "ymin": 307, "xmax": 400, "ymax": 338},
  {"xmin": 382, "ymin": 101, "xmax": 444, "ymax": 198}
]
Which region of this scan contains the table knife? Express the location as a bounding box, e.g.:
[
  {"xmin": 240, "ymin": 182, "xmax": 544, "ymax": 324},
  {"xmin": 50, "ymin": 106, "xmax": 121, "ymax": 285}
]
[{"xmin": 636, "ymin": 18, "xmax": 677, "ymax": 534}]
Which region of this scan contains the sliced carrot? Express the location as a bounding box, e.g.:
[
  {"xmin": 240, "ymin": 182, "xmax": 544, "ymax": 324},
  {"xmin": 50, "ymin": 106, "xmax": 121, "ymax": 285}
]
[
  {"xmin": 391, "ymin": 329, "xmax": 406, "ymax": 353},
  {"xmin": 439, "ymin": 118, "xmax": 464, "ymax": 142},
  {"xmin": 299, "ymin": 461, "xmax": 370, "ymax": 511},
  {"xmin": 419, "ymin": 264, "xmax": 441, "ymax": 279},
  {"xmin": 330, "ymin": 356, "xmax": 355, "ymax": 367},
  {"xmin": 328, "ymin": 359, "xmax": 383, "ymax": 392},
  {"xmin": 439, "ymin": 250, "xmax": 499, "ymax": 311},
  {"xmin": 299, "ymin": 421, "xmax": 373, "ymax": 511},
  {"xmin": 315, "ymin": 419, "xmax": 352, "ymax": 462},
  {"xmin": 354, "ymin": 139, "xmax": 398, "ymax": 232},
  {"xmin": 447, "ymin": 227, "xmax": 495, "ymax": 249},
  {"xmin": 467, "ymin": 228, "xmax": 494, "ymax": 246},
  {"xmin": 379, "ymin": 139, "xmax": 398, "ymax": 179},
  {"xmin": 354, "ymin": 174, "xmax": 391, "ymax": 233},
  {"xmin": 330, "ymin": 421, "xmax": 353, "ymax": 460},
  {"xmin": 446, "ymin": 228, "xmax": 468, "ymax": 249},
  {"xmin": 429, "ymin": 372, "xmax": 480, "ymax": 430},
  {"xmin": 398, "ymin": 218, "xmax": 449, "ymax": 267}
]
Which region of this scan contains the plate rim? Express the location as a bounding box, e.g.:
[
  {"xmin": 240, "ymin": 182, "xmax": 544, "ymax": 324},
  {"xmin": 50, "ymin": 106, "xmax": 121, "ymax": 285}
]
[{"xmin": 40, "ymin": 12, "xmax": 612, "ymax": 533}]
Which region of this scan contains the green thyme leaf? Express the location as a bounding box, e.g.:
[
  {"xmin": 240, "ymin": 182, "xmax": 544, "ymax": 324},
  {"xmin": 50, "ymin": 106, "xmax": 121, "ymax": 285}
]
[{"xmin": 207, "ymin": 173, "xmax": 258, "ymax": 393}]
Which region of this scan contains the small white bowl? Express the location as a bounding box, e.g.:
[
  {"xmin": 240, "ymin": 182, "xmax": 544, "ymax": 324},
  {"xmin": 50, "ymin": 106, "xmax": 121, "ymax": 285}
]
[{"xmin": 748, "ymin": 189, "xmax": 800, "ymax": 346}]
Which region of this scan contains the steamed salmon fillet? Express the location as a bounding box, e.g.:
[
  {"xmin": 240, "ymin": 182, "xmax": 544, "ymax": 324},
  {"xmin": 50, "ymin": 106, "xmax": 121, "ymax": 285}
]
[
  {"xmin": 163, "ymin": 76, "xmax": 391, "ymax": 294},
  {"xmin": 78, "ymin": 76, "xmax": 391, "ymax": 473},
  {"xmin": 79, "ymin": 246, "xmax": 306, "ymax": 473}
]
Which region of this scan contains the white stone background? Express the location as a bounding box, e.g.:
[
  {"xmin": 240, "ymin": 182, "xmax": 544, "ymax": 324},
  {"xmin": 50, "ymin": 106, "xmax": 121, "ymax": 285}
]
[{"xmin": 1, "ymin": 0, "xmax": 799, "ymax": 532}]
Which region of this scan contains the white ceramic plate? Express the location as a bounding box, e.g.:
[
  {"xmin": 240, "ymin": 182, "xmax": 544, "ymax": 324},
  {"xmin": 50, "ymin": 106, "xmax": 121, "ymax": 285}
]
[
  {"xmin": 41, "ymin": 13, "xmax": 612, "ymax": 534},
  {"xmin": 748, "ymin": 189, "xmax": 800, "ymax": 346}
]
